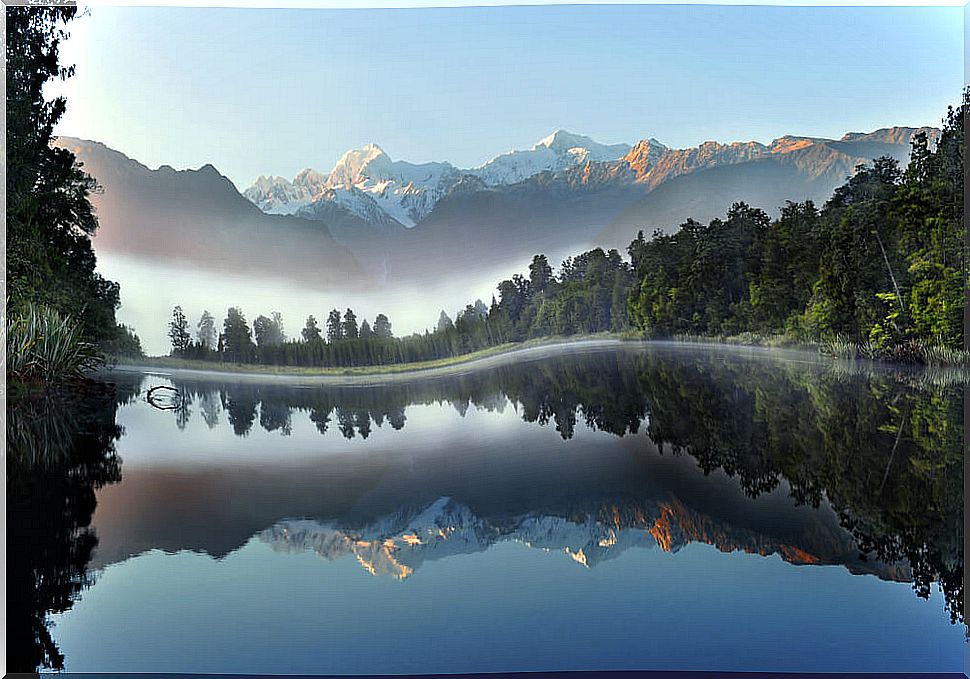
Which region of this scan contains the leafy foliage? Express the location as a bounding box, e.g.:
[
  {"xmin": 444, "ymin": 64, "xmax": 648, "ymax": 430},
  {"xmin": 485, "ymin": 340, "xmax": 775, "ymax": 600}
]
[
  {"xmin": 221, "ymin": 307, "xmax": 255, "ymax": 363},
  {"xmin": 301, "ymin": 315, "xmax": 322, "ymax": 342},
  {"xmin": 196, "ymin": 310, "xmax": 217, "ymax": 350},
  {"xmin": 168, "ymin": 306, "xmax": 191, "ymax": 355},
  {"xmin": 100, "ymin": 323, "xmax": 144, "ymax": 360},
  {"xmin": 6, "ymin": 303, "xmax": 103, "ymax": 382}
]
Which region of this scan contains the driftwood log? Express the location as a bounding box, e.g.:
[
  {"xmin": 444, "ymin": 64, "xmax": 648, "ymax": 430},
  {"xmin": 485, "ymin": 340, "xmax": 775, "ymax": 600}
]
[{"xmin": 146, "ymin": 385, "xmax": 181, "ymax": 411}]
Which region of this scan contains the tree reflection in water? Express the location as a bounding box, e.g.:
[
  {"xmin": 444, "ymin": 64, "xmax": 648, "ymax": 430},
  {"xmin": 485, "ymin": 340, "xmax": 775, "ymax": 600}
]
[
  {"xmin": 7, "ymin": 381, "xmax": 136, "ymax": 671},
  {"xmin": 7, "ymin": 346, "xmax": 965, "ymax": 671},
  {"xmin": 165, "ymin": 349, "xmax": 962, "ymax": 625}
]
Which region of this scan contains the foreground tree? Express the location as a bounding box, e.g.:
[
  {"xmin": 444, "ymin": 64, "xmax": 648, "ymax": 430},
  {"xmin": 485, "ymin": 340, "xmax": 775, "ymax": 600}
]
[
  {"xmin": 889, "ymin": 94, "xmax": 966, "ymax": 346},
  {"xmin": 436, "ymin": 311, "xmax": 454, "ymax": 333},
  {"xmin": 342, "ymin": 308, "xmax": 359, "ymax": 340},
  {"xmin": 809, "ymin": 157, "xmax": 904, "ymax": 341},
  {"xmin": 6, "ymin": 7, "xmax": 124, "ymax": 345},
  {"xmin": 326, "ymin": 309, "xmax": 342, "ymax": 343},
  {"xmin": 529, "ymin": 254, "xmax": 554, "ymax": 294},
  {"xmin": 253, "ymin": 312, "xmax": 284, "ymax": 347},
  {"xmin": 222, "ymin": 307, "xmax": 254, "ymax": 362},
  {"xmin": 373, "ymin": 313, "xmax": 393, "ymax": 339}
]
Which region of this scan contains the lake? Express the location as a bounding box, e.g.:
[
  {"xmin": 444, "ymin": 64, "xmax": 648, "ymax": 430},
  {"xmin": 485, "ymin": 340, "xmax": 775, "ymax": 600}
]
[{"xmin": 7, "ymin": 342, "xmax": 965, "ymax": 674}]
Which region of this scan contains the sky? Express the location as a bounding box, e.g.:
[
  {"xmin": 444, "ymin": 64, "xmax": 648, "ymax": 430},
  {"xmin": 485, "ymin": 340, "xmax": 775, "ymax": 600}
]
[{"xmin": 51, "ymin": 3, "xmax": 964, "ymax": 191}]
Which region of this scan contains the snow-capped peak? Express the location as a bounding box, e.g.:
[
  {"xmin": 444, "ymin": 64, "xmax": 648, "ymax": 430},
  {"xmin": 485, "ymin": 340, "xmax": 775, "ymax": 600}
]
[
  {"xmin": 328, "ymin": 143, "xmax": 393, "ymax": 187},
  {"xmin": 535, "ymin": 129, "xmax": 593, "ymax": 151},
  {"xmin": 243, "ymin": 174, "xmax": 316, "ymax": 215},
  {"xmin": 245, "ymin": 130, "xmax": 634, "ymax": 222},
  {"xmin": 293, "ymin": 167, "xmax": 326, "ymax": 190},
  {"xmin": 470, "ymin": 130, "xmax": 631, "ymax": 186},
  {"xmin": 534, "ymin": 129, "xmax": 632, "ymax": 158}
]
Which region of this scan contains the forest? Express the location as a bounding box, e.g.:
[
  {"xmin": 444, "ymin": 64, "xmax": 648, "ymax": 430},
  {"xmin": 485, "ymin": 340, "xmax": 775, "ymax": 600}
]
[
  {"xmin": 166, "ymin": 89, "xmax": 966, "ymax": 368},
  {"xmin": 628, "ymin": 95, "xmax": 965, "ymax": 361}
]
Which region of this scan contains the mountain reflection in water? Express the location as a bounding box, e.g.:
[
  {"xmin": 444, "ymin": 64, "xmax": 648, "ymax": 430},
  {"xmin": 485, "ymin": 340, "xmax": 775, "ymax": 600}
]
[{"xmin": 7, "ymin": 343, "xmax": 964, "ymax": 673}]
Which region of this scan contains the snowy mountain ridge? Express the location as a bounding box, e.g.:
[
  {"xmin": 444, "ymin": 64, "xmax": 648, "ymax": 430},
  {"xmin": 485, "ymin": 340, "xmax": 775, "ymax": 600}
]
[
  {"xmin": 243, "ymin": 129, "xmax": 631, "ymax": 227},
  {"xmin": 243, "ymin": 125, "xmax": 938, "ymax": 233}
]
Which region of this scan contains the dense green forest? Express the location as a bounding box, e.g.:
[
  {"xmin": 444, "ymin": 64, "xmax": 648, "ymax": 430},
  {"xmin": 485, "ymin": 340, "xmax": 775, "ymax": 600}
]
[
  {"xmin": 630, "ymin": 91, "xmax": 966, "ymax": 359},
  {"xmin": 6, "ymin": 7, "xmax": 143, "ymax": 382},
  {"xmin": 167, "ymin": 89, "xmax": 966, "ymax": 368}
]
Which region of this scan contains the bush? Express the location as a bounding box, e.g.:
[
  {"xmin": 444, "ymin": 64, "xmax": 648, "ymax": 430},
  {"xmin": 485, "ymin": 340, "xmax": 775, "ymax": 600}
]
[{"xmin": 6, "ymin": 303, "xmax": 103, "ymax": 382}]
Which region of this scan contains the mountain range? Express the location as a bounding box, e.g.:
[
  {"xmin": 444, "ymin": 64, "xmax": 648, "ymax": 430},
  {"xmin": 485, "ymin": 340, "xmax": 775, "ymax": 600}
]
[
  {"xmin": 243, "ymin": 130, "xmax": 634, "ymax": 226},
  {"xmin": 58, "ymin": 123, "xmax": 938, "ymax": 289},
  {"xmin": 89, "ymin": 447, "xmax": 909, "ymax": 586}
]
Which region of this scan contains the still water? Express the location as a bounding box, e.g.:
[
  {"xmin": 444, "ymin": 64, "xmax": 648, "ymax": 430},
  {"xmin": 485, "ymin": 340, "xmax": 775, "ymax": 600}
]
[{"xmin": 8, "ymin": 342, "xmax": 965, "ymax": 673}]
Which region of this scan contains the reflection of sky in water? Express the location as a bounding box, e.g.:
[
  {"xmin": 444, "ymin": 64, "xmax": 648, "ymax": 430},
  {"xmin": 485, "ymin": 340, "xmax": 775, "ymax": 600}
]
[{"xmin": 44, "ymin": 353, "xmax": 966, "ymax": 674}]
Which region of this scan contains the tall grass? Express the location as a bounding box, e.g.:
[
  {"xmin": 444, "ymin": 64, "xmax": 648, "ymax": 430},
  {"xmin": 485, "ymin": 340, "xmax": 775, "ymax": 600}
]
[
  {"xmin": 819, "ymin": 334, "xmax": 860, "ymax": 360},
  {"xmin": 818, "ymin": 333, "xmax": 969, "ymax": 367},
  {"xmin": 5, "ymin": 303, "xmax": 102, "ymax": 382}
]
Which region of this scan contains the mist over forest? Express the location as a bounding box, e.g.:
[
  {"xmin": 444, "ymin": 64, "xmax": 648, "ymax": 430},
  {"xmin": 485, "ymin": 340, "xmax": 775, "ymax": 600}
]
[
  {"xmin": 101, "ymin": 252, "xmax": 524, "ymax": 355},
  {"xmin": 61, "ymin": 123, "xmax": 940, "ymax": 357}
]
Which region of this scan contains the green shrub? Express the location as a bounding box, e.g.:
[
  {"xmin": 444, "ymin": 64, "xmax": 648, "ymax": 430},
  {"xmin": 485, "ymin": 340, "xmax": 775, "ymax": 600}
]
[{"xmin": 6, "ymin": 303, "xmax": 102, "ymax": 382}]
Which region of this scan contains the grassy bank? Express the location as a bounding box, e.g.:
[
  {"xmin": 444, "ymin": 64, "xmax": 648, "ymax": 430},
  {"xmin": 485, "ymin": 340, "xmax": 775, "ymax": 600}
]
[
  {"xmin": 6, "ymin": 303, "xmax": 103, "ymax": 383},
  {"xmin": 670, "ymin": 331, "xmax": 969, "ymax": 367},
  {"xmin": 672, "ymin": 331, "xmax": 813, "ymax": 351}
]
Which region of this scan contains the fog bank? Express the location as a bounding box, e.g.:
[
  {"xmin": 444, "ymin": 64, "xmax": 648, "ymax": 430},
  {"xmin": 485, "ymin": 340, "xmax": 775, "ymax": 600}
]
[{"xmin": 100, "ymin": 252, "xmax": 534, "ymax": 355}]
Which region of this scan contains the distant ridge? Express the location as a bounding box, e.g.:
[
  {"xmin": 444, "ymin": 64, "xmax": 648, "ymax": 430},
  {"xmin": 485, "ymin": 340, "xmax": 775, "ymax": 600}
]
[{"xmin": 54, "ymin": 137, "xmax": 373, "ymax": 288}]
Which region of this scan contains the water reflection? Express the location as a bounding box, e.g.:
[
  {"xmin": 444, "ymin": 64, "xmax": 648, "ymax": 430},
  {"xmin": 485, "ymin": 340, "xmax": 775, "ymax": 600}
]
[
  {"xmin": 7, "ymin": 382, "xmax": 136, "ymax": 672},
  {"xmin": 131, "ymin": 346, "xmax": 967, "ymax": 624},
  {"xmin": 7, "ymin": 344, "xmax": 965, "ymax": 672}
]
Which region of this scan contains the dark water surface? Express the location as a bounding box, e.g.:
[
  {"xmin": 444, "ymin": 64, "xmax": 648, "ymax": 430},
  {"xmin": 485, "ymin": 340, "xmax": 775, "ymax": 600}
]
[{"xmin": 7, "ymin": 343, "xmax": 965, "ymax": 673}]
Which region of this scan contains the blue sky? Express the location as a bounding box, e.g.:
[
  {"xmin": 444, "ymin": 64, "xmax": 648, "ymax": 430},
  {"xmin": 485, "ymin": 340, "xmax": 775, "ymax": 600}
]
[{"xmin": 52, "ymin": 3, "xmax": 963, "ymax": 189}]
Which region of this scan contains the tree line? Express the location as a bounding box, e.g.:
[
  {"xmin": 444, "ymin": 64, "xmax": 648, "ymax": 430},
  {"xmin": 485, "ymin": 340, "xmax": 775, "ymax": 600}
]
[{"xmin": 166, "ymin": 246, "xmax": 634, "ymax": 367}]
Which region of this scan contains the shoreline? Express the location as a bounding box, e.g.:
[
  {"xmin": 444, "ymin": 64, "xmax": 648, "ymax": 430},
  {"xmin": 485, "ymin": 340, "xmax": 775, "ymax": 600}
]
[
  {"xmin": 106, "ymin": 337, "xmax": 638, "ymax": 385},
  {"xmin": 104, "ymin": 335, "xmax": 969, "ymax": 386}
]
